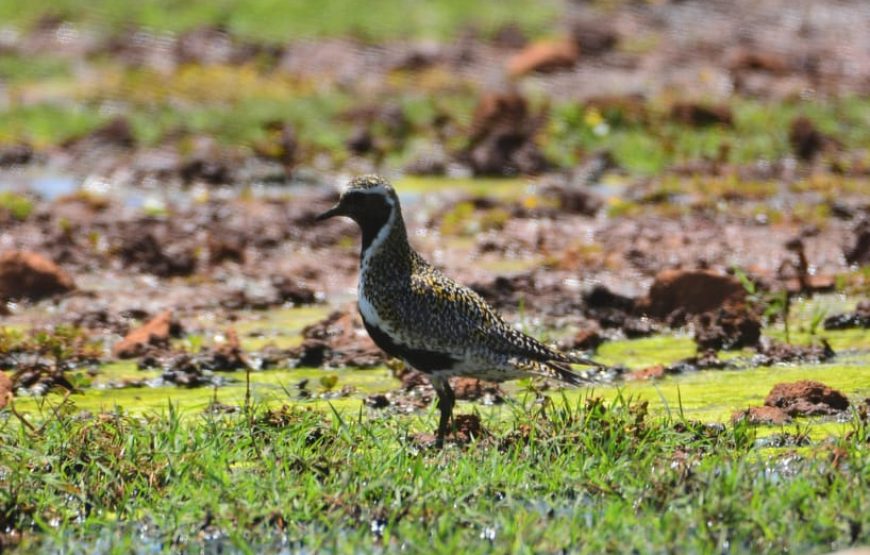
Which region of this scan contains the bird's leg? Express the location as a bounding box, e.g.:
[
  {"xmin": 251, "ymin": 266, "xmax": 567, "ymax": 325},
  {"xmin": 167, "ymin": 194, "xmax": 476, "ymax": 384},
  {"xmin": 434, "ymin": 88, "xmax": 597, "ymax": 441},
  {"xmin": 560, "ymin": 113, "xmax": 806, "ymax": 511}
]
[{"xmin": 431, "ymin": 377, "xmax": 455, "ymax": 449}]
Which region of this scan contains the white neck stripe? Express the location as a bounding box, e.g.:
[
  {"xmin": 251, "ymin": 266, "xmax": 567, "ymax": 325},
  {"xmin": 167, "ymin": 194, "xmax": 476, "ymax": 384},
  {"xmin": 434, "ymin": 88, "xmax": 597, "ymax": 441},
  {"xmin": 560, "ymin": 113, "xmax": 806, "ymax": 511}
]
[
  {"xmin": 357, "ymin": 194, "xmax": 397, "ymax": 332},
  {"xmin": 360, "ymin": 194, "xmax": 397, "ymax": 270}
]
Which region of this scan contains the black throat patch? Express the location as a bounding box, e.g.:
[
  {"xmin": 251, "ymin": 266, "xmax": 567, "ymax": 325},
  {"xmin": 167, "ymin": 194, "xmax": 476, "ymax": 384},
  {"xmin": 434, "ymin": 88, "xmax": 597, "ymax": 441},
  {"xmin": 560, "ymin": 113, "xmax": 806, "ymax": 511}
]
[{"xmin": 352, "ymin": 193, "xmax": 394, "ymax": 254}]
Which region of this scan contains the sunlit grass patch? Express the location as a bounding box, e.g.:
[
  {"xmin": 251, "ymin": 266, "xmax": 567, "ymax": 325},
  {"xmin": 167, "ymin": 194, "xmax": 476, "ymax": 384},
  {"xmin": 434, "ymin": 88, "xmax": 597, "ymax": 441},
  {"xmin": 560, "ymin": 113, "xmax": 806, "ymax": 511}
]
[{"xmin": 1, "ymin": 394, "xmax": 867, "ymax": 552}]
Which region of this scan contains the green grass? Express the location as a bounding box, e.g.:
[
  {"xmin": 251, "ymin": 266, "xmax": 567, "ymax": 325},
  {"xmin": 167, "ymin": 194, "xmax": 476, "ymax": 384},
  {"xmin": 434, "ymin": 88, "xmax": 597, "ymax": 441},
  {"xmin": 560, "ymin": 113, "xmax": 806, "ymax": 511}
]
[
  {"xmin": 2, "ymin": 395, "xmax": 868, "ymax": 553},
  {"xmin": 544, "ymin": 96, "xmax": 870, "ymax": 174},
  {"xmin": 0, "ymin": 53, "xmax": 70, "ymax": 84},
  {"xmin": 7, "ymin": 90, "xmax": 870, "ymax": 175},
  {"xmin": 3, "ymin": 1, "xmax": 870, "ymax": 181},
  {"xmin": 0, "ymin": 0, "xmax": 559, "ymax": 42},
  {"xmin": 4, "ymin": 45, "xmax": 870, "ymax": 176},
  {"xmin": 0, "ymin": 104, "xmax": 109, "ymax": 148}
]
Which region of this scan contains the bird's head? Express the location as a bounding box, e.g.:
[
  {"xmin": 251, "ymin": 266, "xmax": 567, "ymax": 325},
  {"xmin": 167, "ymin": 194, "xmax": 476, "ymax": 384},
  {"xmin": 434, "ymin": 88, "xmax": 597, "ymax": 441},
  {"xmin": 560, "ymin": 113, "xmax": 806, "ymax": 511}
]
[{"xmin": 316, "ymin": 175, "xmax": 400, "ymax": 230}]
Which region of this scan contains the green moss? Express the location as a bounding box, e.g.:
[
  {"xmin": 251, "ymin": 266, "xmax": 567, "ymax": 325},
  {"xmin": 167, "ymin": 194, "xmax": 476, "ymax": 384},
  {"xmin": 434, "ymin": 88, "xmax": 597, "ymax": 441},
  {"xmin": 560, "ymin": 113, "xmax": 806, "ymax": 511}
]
[
  {"xmin": 475, "ymin": 256, "xmax": 542, "ymax": 275},
  {"xmin": 834, "ymin": 266, "xmax": 870, "ymax": 296},
  {"xmin": 14, "ymin": 326, "xmax": 869, "ymax": 428},
  {"xmin": 0, "ymin": 191, "xmax": 34, "ymax": 220},
  {"xmin": 588, "ymin": 358, "xmax": 870, "ymax": 423},
  {"xmin": 233, "ymin": 305, "xmax": 331, "ymax": 351},
  {"xmin": 11, "ymin": 365, "xmax": 398, "ymax": 414},
  {"xmin": 9, "ymin": 294, "xmax": 869, "ymax": 434},
  {"xmin": 596, "ymin": 334, "xmax": 697, "ymax": 369}
]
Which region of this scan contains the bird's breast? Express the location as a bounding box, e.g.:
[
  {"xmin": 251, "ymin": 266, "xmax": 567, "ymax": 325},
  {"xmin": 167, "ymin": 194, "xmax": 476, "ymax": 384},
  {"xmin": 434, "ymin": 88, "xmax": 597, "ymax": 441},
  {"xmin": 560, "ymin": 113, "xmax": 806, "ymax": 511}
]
[{"xmin": 357, "ymin": 286, "xmax": 388, "ymax": 332}]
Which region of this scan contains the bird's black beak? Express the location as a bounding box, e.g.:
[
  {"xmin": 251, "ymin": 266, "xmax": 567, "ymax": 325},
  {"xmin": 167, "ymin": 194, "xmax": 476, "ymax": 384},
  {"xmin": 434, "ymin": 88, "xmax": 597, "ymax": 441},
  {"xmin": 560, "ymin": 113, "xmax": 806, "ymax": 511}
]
[{"xmin": 315, "ymin": 203, "xmax": 343, "ymax": 221}]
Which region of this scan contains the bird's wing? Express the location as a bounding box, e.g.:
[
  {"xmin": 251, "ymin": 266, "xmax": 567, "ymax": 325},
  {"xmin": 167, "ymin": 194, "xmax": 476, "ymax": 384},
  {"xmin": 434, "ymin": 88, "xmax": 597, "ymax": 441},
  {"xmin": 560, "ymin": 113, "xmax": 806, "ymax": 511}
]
[
  {"xmin": 399, "ymin": 270, "xmax": 600, "ymax": 373},
  {"xmin": 395, "ymin": 270, "xmax": 498, "ymax": 351}
]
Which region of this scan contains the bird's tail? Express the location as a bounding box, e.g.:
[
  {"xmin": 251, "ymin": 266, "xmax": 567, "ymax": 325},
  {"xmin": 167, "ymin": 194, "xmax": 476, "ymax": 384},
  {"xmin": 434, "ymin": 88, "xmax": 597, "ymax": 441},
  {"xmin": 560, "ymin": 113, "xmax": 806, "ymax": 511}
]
[
  {"xmin": 545, "ymin": 359, "xmax": 591, "ymax": 386},
  {"xmin": 562, "ymin": 351, "xmax": 605, "ymax": 368},
  {"xmin": 512, "ymin": 352, "xmax": 605, "ymax": 386}
]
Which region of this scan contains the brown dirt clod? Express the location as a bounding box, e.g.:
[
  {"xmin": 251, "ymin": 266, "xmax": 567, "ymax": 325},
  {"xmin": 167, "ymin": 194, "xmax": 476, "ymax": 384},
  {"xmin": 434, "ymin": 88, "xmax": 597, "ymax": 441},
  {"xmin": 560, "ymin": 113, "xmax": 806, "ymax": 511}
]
[
  {"xmin": 755, "ymin": 340, "xmax": 835, "ymax": 366},
  {"xmin": 118, "ymin": 232, "xmax": 197, "ymax": 277},
  {"xmin": 85, "ymin": 116, "xmax": 137, "ymax": 148},
  {"xmin": 670, "ymin": 102, "xmax": 734, "ymax": 127},
  {"xmin": 207, "ymin": 233, "xmax": 246, "ymax": 265},
  {"xmin": 728, "ymin": 49, "xmax": 790, "ymax": 75},
  {"xmin": 507, "ymin": 39, "xmax": 579, "ymax": 77},
  {"xmin": 289, "ymin": 309, "xmax": 384, "ymax": 369},
  {"xmin": 566, "ymin": 324, "xmax": 604, "ymax": 351},
  {"xmin": 113, "ymin": 310, "xmax": 180, "ymax": 359},
  {"xmin": 0, "ymin": 250, "xmax": 76, "ymax": 302},
  {"xmin": 692, "ymin": 301, "xmax": 762, "ymax": 351},
  {"xmin": 764, "ymin": 380, "xmax": 849, "ymax": 416},
  {"xmin": 543, "ymin": 184, "xmax": 603, "ymax": 216},
  {"xmin": 452, "ymin": 413, "xmax": 488, "ymax": 444},
  {"xmin": 397, "ymin": 367, "xmax": 429, "ymax": 390},
  {"xmin": 731, "ymin": 405, "xmax": 792, "ymax": 425},
  {"xmin": 570, "ymin": 20, "xmax": 618, "ymax": 56},
  {"xmin": 845, "ymin": 220, "xmax": 870, "ymax": 265},
  {"xmin": 465, "ymin": 91, "xmax": 547, "ymax": 176},
  {"xmin": 0, "ymin": 143, "xmax": 34, "ymax": 166},
  {"xmin": 0, "ymin": 371, "xmax": 12, "ymax": 409},
  {"xmin": 824, "ymin": 300, "xmax": 870, "ymax": 330},
  {"xmin": 271, "ymin": 275, "xmax": 318, "ymax": 306},
  {"xmin": 209, "ymin": 328, "xmax": 248, "ymax": 371},
  {"xmin": 629, "ymin": 365, "xmax": 665, "ymax": 381},
  {"xmin": 638, "ymin": 269, "xmax": 746, "ymax": 321},
  {"xmin": 789, "ymin": 116, "xmax": 828, "ymax": 161}
]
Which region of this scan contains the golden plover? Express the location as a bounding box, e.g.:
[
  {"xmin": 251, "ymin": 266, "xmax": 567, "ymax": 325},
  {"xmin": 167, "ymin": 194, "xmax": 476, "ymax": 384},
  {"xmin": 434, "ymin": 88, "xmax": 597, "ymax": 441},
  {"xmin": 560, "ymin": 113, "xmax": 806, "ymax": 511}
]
[{"xmin": 317, "ymin": 175, "xmax": 601, "ymax": 447}]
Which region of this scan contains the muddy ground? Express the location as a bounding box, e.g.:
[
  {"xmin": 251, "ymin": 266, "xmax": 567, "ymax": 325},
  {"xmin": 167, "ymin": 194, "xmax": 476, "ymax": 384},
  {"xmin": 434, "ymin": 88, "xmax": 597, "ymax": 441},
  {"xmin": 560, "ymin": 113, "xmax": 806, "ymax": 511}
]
[{"xmin": 1, "ymin": 0, "xmax": 869, "ymax": 414}]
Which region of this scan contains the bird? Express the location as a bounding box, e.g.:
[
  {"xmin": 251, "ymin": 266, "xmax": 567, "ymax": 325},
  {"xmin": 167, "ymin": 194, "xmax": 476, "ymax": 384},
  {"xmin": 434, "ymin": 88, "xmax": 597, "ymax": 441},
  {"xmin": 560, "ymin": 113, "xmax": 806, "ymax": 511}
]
[{"xmin": 317, "ymin": 175, "xmax": 602, "ymax": 448}]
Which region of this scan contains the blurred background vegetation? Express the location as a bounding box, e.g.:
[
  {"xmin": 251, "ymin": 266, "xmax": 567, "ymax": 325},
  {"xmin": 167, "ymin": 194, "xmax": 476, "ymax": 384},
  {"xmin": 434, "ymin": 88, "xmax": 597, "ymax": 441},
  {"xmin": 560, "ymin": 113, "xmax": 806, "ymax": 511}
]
[{"xmin": 1, "ymin": 0, "xmax": 868, "ymax": 179}]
